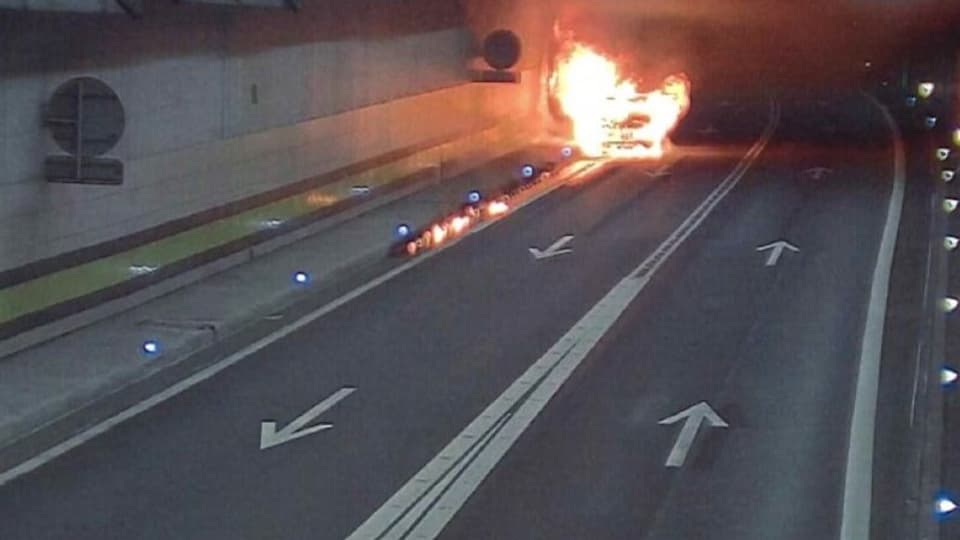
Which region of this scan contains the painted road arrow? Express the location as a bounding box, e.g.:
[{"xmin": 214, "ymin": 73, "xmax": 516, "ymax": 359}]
[
  {"xmin": 756, "ymin": 239, "xmax": 800, "ymax": 267},
  {"xmin": 260, "ymin": 387, "xmax": 356, "ymax": 450},
  {"xmin": 804, "ymin": 166, "xmax": 833, "ymax": 180},
  {"xmin": 529, "ymin": 234, "xmax": 574, "ymax": 260},
  {"xmin": 643, "ymin": 164, "xmax": 672, "ymax": 178},
  {"xmin": 658, "ymin": 401, "xmax": 729, "ymax": 468}
]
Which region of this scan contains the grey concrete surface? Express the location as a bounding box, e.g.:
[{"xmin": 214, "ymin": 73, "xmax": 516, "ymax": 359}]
[
  {"xmin": 438, "ymin": 94, "xmax": 901, "ymax": 540},
  {"xmin": 0, "ymin": 93, "xmax": 933, "ymax": 540},
  {"xmin": 0, "ymin": 145, "xmax": 562, "ymax": 451},
  {"xmin": 0, "ymin": 0, "xmax": 551, "ymax": 270}
]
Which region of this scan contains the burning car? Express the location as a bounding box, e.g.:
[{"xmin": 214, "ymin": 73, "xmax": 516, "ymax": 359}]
[{"xmin": 549, "ymin": 39, "xmax": 691, "ymax": 160}]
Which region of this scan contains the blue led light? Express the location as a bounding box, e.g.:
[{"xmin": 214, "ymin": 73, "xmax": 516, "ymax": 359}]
[
  {"xmin": 561, "ymin": 146, "xmax": 574, "ymax": 158},
  {"xmin": 942, "ymin": 367, "xmax": 959, "ymax": 387},
  {"xmin": 467, "ymin": 190, "xmax": 482, "ymax": 204},
  {"xmin": 142, "ymin": 340, "xmax": 160, "ymax": 355},
  {"xmin": 935, "ymin": 494, "xmax": 958, "ymax": 518},
  {"xmin": 521, "ymin": 164, "xmax": 536, "ymax": 179},
  {"xmin": 906, "ymin": 96, "xmax": 917, "ymax": 107},
  {"xmin": 396, "ymin": 224, "xmax": 411, "ymax": 237},
  {"xmin": 293, "ymin": 271, "xmax": 310, "ymax": 285}
]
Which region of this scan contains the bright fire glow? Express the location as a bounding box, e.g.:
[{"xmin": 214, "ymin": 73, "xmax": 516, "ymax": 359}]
[
  {"xmin": 550, "ymin": 42, "xmax": 690, "ymax": 159},
  {"xmin": 450, "ymin": 215, "xmax": 471, "ymax": 235},
  {"xmin": 486, "ymin": 200, "xmax": 509, "ymax": 216}
]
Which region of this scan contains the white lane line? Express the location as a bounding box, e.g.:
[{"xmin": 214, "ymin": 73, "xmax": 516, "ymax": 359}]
[
  {"xmin": 839, "ymin": 94, "xmax": 906, "ymax": 540},
  {"xmin": 910, "ymin": 190, "xmax": 939, "ymax": 428},
  {"xmin": 0, "ymin": 161, "xmax": 604, "ymax": 489},
  {"xmin": 347, "ymin": 101, "xmax": 779, "ymax": 540}
]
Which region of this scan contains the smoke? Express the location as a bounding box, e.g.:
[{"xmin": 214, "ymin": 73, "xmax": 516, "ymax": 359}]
[{"xmin": 549, "ymin": 0, "xmax": 960, "ymax": 94}]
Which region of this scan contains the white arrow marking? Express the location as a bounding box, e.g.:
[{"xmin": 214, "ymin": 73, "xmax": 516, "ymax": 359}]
[
  {"xmin": 529, "ymin": 234, "xmax": 574, "ymax": 260},
  {"xmin": 756, "ymin": 240, "xmax": 800, "ymax": 266},
  {"xmin": 643, "ymin": 164, "xmax": 672, "ymax": 178},
  {"xmin": 804, "ymin": 167, "xmax": 833, "ymax": 180},
  {"xmin": 260, "ymin": 387, "xmax": 355, "ymax": 450},
  {"xmin": 658, "ymin": 402, "xmax": 728, "ymax": 468}
]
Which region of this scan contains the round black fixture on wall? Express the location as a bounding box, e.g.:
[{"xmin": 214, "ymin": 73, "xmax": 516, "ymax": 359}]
[
  {"xmin": 483, "ymin": 29, "xmax": 522, "ymax": 71},
  {"xmin": 47, "ymin": 76, "xmax": 125, "ymax": 157}
]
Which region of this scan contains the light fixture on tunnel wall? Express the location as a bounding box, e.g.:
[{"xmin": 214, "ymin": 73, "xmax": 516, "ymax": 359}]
[
  {"xmin": 520, "ymin": 164, "xmax": 536, "ymax": 180},
  {"xmin": 142, "ymin": 340, "xmax": 160, "ymax": 356},
  {"xmin": 44, "ymin": 77, "xmax": 125, "ymax": 185},
  {"xmin": 943, "ymin": 297, "xmax": 959, "ymax": 313},
  {"xmin": 953, "ymin": 128, "xmax": 960, "ymax": 147},
  {"xmin": 471, "ymin": 29, "xmax": 522, "ymax": 84},
  {"xmin": 467, "ymin": 190, "xmax": 482, "ymax": 204},
  {"xmin": 946, "ymin": 236, "xmax": 959, "ymax": 251},
  {"xmin": 925, "ymin": 116, "xmax": 938, "ymax": 129},
  {"xmin": 935, "ymin": 494, "xmax": 958, "ymax": 518},
  {"xmin": 944, "ymin": 199, "xmax": 958, "ymax": 213},
  {"xmin": 938, "ymin": 148, "xmax": 952, "ymax": 161},
  {"xmin": 906, "ymin": 96, "xmax": 918, "ymax": 108},
  {"xmin": 293, "ymin": 271, "xmax": 310, "ymax": 285},
  {"xmin": 561, "ymin": 146, "xmax": 574, "ymax": 159},
  {"xmin": 943, "ymin": 170, "xmax": 956, "ymax": 183},
  {"xmin": 942, "ymin": 367, "xmax": 959, "ymax": 387},
  {"xmin": 918, "ymin": 82, "xmax": 936, "ymax": 99}
]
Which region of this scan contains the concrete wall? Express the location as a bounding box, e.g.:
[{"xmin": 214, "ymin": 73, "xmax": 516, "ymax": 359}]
[{"xmin": 0, "ymin": 0, "xmax": 549, "ymax": 273}]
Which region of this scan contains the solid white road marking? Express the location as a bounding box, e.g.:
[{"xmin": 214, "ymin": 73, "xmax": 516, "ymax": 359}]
[
  {"xmin": 528, "ymin": 234, "xmax": 574, "ymax": 260},
  {"xmin": 347, "ymin": 101, "xmax": 779, "ymax": 540},
  {"xmin": 0, "ymin": 159, "xmax": 607, "ymax": 488},
  {"xmin": 658, "ymin": 402, "xmax": 728, "ymax": 468},
  {"xmin": 756, "ymin": 240, "xmax": 800, "ymax": 266},
  {"xmin": 839, "ymin": 93, "xmax": 906, "ymax": 540},
  {"xmin": 259, "ymin": 387, "xmax": 355, "ymax": 450}
]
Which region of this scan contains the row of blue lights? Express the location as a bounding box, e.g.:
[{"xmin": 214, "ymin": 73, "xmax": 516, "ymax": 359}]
[
  {"xmin": 140, "ymin": 145, "xmax": 577, "ymax": 359},
  {"xmin": 941, "ymin": 95, "xmax": 959, "ymax": 521},
  {"xmin": 393, "ymin": 146, "xmax": 577, "ymax": 253}
]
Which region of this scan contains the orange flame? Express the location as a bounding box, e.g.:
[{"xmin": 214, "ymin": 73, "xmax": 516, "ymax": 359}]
[{"xmin": 550, "ymin": 42, "xmax": 690, "ymax": 159}]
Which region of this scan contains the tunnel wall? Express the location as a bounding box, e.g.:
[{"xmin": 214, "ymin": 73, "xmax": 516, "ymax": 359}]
[{"xmin": 0, "ymin": 0, "xmax": 549, "ymax": 273}]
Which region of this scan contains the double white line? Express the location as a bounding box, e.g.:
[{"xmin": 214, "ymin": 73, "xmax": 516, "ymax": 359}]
[{"xmin": 347, "ymin": 102, "xmax": 781, "ymax": 540}]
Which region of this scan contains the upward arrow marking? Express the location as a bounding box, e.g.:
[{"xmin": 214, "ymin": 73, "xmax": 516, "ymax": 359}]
[
  {"xmin": 658, "ymin": 402, "xmax": 728, "ymax": 468},
  {"xmin": 756, "ymin": 240, "xmax": 800, "ymax": 266}
]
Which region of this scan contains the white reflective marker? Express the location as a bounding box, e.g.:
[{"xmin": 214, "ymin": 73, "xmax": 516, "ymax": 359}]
[
  {"xmin": 918, "ymin": 82, "xmax": 935, "ymax": 98},
  {"xmin": 943, "ymin": 170, "xmax": 955, "ymax": 182},
  {"xmin": 936, "ymin": 496, "xmax": 957, "ymax": 515},
  {"xmin": 944, "ymin": 199, "xmax": 958, "ymax": 213},
  {"xmin": 128, "ymin": 265, "xmax": 158, "ymax": 275},
  {"xmin": 941, "ymin": 367, "xmax": 959, "ymax": 386},
  {"xmin": 937, "ymin": 148, "xmax": 951, "ymax": 161},
  {"xmin": 943, "ymin": 297, "xmax": 959, "ymax": 312},
  {"xmin": 945, "ymin": 236, "xmax": 959, "ymax": 251},
  {"xmin": 260, "ymin": 218, "xmax": 283, "ymax": 229}
]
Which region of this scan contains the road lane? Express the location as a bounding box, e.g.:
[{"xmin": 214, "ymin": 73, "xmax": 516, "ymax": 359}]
[
  {"xmin": 436, "ymin": 94, "xmax": 898, "ymax": 540},
  {"xmin": 0, "ymin": 106, "xmax": 768, "ymax": 539}
]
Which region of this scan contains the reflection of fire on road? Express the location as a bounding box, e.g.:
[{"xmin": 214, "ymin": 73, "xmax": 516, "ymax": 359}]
[{"xmin": 549, "ymin": 40, "xmax": 691, "ymax": 159}]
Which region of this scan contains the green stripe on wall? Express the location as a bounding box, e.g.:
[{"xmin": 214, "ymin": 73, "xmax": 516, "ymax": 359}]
[{"xmin": 0, "ymin": 120, "xmax": 533, "ymax": 326}]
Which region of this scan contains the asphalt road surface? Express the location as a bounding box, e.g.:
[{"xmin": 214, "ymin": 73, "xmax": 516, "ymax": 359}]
[{"xmin": 0, "ymin": 92, "xmax": 922, "ymax": 540}]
